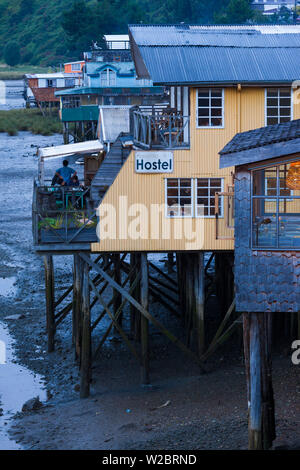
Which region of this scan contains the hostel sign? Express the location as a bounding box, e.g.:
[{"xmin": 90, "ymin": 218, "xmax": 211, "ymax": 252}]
[{"xmin": 135, "ymin": 151, "xmax": 174, "ymax": 174}]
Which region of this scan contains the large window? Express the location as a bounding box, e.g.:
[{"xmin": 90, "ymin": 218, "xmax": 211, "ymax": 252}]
[
  {"xmin": 100, "ymin": 68, "xmax": 116, "ymax": 86},
  {"xmin": 265, "ymin": 88, "xmax": 292, "ymax": 126},
  {"xmin": 252, "ymin": 163, "xmax": 300, "ymax": 249},
  {"xmin": 166, "ymin": 178, "xmax": 193, "ymax": 217},
  {"xmin": 47, "ymin": 79, "xmax": 57, "ymax": 88},
  {"xmin": 196, "ymin": 178, "xmax": 223, "ymax": 217},
  {"xmin": 196, "ymin": 88, "xmax": 224, "ymax": 128},
  {"xmin": 165, "ymin": 177, "xmax": 223, "ymax": 218}
]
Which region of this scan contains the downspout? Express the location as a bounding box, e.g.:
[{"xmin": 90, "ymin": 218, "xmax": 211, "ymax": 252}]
[{"xmin": 237, "ymin": 83, "xmax": 242, "ymax": 134}]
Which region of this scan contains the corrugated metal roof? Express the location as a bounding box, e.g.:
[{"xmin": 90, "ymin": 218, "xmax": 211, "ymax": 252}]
[
  {"xmin": 55, "ymin": 86, "xmax": 163, "ymax": 97},
  {"xmin": 129, "ymin": 24, "xmax": 300, "ymax": 84}
]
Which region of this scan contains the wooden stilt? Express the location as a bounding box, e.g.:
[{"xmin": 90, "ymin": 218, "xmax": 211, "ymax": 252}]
[
  {"xmin": 243, "ymin": 312, "xmax": 275, "ymax": 450},
  {"xmin": 44, "ymin": 255, "xmax": 55, "ymax": 353},
  {"xmin": 73, "ymin": 254, "xmax": 83, "ymax": 360},
  {"xmin": 193, "ymin": 252, "xmax": 205, "ymax": 357},
  {"xmin": 113, "ymin": 254, "xmax": 122, "ymax": 332},
  {"xmin": 80, "ymin": 257, "xmax": 91, "ymax": 398},
  {"xmin": 134, "ymin": 254, "xmax": 141, "ymax": 341},
  {"xmin": 140, "ymin": 253, "xmax": 149, "ymax": 385},
  {"xmin": 130, "ymin": 253, "xmax": 136, "ymax": 335},
  {"xmin": 167, "ymin": 252, "xmax": 174, "ymax": 274}
]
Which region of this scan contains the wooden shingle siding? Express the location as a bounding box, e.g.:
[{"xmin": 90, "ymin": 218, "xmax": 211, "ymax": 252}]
[{"xmin": 234, "ymin": 171, "xmax": 300, "ymax": 313}]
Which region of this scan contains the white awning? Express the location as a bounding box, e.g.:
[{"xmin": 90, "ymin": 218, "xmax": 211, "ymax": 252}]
[{"xmin": 37, "ymin": 140, "xmax": 103, "ymax": 159}]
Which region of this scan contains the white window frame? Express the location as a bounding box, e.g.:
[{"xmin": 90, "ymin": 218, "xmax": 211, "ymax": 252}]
[
  {"xmin": 164, "ymin": 177, "xmax": 224, "ymax": 219},
  {"xmin": 264, "ymin": 87, "xmax": 293, "ymax": 127},
  {"xmin": 195, "ymin": 178, "xmax": 224, "ymax": 219},
  {"xmin": 165, "ymin": 178, "xmax": 194, "ymax": 219},
  {"xmin": 100, "ymin": 68, "xmax": 116, "ymax": 87},
  {"xmin": 196, "ymin": 88, "xmax": 224, "ymax": 129},
  {"xmin": 71, "ymin": 63, "xmax": 81, "ymax": 71}
]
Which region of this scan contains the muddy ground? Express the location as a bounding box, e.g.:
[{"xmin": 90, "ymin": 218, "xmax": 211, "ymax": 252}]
[{"xmin": 0, "ymin": 132, "xmax": 300, "ymax": 450}]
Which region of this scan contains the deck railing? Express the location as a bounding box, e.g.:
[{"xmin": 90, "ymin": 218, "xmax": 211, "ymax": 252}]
[
  {"xmin": 133, "ymin": 108, "xmax": 190, "ymax": 149},
  {"xmin": 32, "ymin": 179, "xmax": 98, "ymax": 246}
]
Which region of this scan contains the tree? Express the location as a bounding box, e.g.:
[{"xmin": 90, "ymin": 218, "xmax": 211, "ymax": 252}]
[
  {"xmin": 4, "ymin": 42, "xmax": 21, "ymax": 66},
  {"xmin": 62, "ymin": 0, "xmax": 95, "ymax": 54},
  {"xmin": 215, "ymin": 0, "xmax": 253, "ymax": 24}
]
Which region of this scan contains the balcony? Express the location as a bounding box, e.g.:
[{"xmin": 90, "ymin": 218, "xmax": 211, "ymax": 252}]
[
  {"xmin": 132, "ymin": 107, "xmax": 190, "ymax": 149},
  {"xmin": 32, "ymin": 179, "xmax": 98, "ymax": 251}
]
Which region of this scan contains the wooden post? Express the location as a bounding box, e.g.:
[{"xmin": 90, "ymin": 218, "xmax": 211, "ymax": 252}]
[
  {"xmin": 193, "ymin": 252, "xmax": 205, "ymax": 357},
  {"xmin": 134, "ymin": 254, "xmax": 142, "ymax": 341},
  {"xmin": 130, "ymin": 253, "xmax": 136, "ymax": 335},
  {"xmin": 243, "ymin": 312, "xmax": 275, "ymax": 450},
  {"xmin": 113, "ymin": 254, "xmax": 122, "ymax": 333},
  {"xmin": 44, "ymin": 255, "xmax": 55, "ymax": 353},
  {"xmin": 80, "ymin": 258, "xmax": 91, "ymax": 398},
  {"xmin": 167, "ymin": 252, "xmax": 174, "ymax": 274},
  {"xmin": 140, "ymin": 253, "xmax": 149, "ymax": 385},
  {"xmin": 73, "ymin": 254, "xmax": 83, "ymax": 361}
]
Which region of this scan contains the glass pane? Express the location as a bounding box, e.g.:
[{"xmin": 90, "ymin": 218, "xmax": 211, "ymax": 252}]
[
  {"xmin": 180, "ymin": 179, "xmax": 191, "ymax": 187},
  {"xmin": 267, "ymin": 108, "xmax": 279, "ymax": 117},
  {"xmin": 211, "ymin": 118, "xmax": 222, "ymax": 126},
  {"xmin": 167, "ymin": 179, "xmax": 178, "ymax": 187},
  {"xmin": 198, "ymin": 108, "xmax": 209, "ymax": 116},
  {"xmin": 197, "ymin": 179, "xmax": 208, "ymax": 187},
  {"xmin": 267, "ymin": 89, "xmax": 278, "ymax": 97},
  {"xmin": 198, "ymin": 118, "xmax": 210, "ymax": 126},
  {"xmin": 211, "ymin": 89, "xmax": 222, "ymax": 97},
  {"xmin": 211, "ymin": 99, "xmax": 222, "ymax": 107},
  {"xmin": 278, "ymin": 198, "xmax": 300, "ymax": 248},
  {"xmin": 198, "ymin": 90, "xmax": 209, "ymax": 98},
  {"xmin": 279, "ymin": 98, "xmax": 291, "ymax": 107},
  {"xmin": 267, "ymin": 98, "xmax": 278, "ymax": 107},
  {"xmin": 252, "ymin": 198, "xmax": 277, "ymax": 248},
  {"xmin": 267, "ymin": 117, "xmax": 278, "ymax": 125},
  {"xmin": 211, "ymin": 108, "xmax": 222, "ymax": 117},
  {"xmin": 280, "ymin": 107, "xmax": 291, "ymax": 116},
  {"xmin": 198, "ymin": 98, "xmax": 209, "ymax": 107},
  {"xmin": 279, "ymin": 116, "xmax": 290, "ymax": 123},
  {"xmin": 210, "ymin": 178, "xmax": 222, "ymax": 187}
]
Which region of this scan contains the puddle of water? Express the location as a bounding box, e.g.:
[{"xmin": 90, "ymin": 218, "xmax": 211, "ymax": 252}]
[
  {"xmin": 0, "ymin": 277, "xmax": 17, "ymax": 297},
  {"xmin": 0, "ymin": 322, "xmax": 47, "ymax": 450}
]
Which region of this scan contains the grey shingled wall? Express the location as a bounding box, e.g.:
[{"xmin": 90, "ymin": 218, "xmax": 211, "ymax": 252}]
[{"xmin": 234, "ymin": 170, "xmax": 300, "ymax": 313}]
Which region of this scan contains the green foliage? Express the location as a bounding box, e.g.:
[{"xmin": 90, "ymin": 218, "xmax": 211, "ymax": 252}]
[
  {"xmin": 214, "ymin": 0, "xmax": 253, "ymax": 24},
  {"xmin": 0, "ymin": 108, "xmax": 63, "ymax": 136},
  {"xmin": 4, "ymin": 41, "xmax": 21, "ymax": 66},
  {"xmin": 0, "ymin": 0, "xmax": 295, "ymax": 65}
]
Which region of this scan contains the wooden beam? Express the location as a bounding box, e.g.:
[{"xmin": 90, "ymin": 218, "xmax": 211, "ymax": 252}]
[
  {"xmin": 243, "ymin": 312, "xmax": 275, "ymax": 450},
  {"xmin": 193, "ymin": 253, "xmax": 205, "ymax": 357},
  {"xmin": 140, "ymin": 253, "xmax": 149, "ymax": 385},
  {"xmin": 80, "ymin": 253, "xmax": 206, "ymax": 372},
  {"xmin": 44, "ymin": 255, "xmax": 55, "ymax": 352},
  {"xmin": 80, "ymin": 258, "xmax": 91, "ymax": 398}
]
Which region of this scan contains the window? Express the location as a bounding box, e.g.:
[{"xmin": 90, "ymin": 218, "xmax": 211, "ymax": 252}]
[
  {"xmin": 166, "ymin": 178, "xmax": 193, "ymax": 217},
  {"xmin": 265, "ymin": 88, "xmax": 292, "ymax": 126},
  {"xmin": 252, "ymin": 164, "xmax": 300, "ymax": 249},
  {"xmin": 196, "ymin": 178, "xmax": 223, "ymax": 217},
  {"xmin": 100, "ymin": 68, "xmax": 116, "ymax": 86},
  {"xmin": 197, "ymin": 88, "xmax": 224, "ymax": 128},
  {"xmin": 47, "ymin": 79, "xmax": 57, "ymax": 88},
  {"xmin": 71, "ymin": 63, "xmax": 81, "ymax": 71},
  {"xmin": 165, "ymin": 177, "xmax": 223, "ymax": 218},
  {"xmin": 62, "ymin": 96, "xmax": 80, "ymax": 109},
  {"xmin": 65, "ymin": 78, "xmax": 75, "ymax": 87}
]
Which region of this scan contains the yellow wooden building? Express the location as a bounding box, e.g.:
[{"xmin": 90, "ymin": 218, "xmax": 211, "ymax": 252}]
[{"xmin": 91, "ymin": 24, "xmax": 300, "ymax": 254}]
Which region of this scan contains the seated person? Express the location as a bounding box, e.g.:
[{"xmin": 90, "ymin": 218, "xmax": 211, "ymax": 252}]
[
  {"xmin": 70, "ymin": 174, "xmax": 80, "ymax": 187},
  {"xmin": 55, "ymin": 160, "xmax": 77, "ymax": 186}
]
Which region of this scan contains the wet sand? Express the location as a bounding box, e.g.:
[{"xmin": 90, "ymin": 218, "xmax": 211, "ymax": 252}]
[{"xmin": 0, "ymin": 132, "xmax": 300, "ymax": 450}]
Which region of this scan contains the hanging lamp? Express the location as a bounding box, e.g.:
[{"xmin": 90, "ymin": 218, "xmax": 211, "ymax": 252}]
[{"xmin": 286, "ymin": 161, "xmax": 300, "ymax": 190}]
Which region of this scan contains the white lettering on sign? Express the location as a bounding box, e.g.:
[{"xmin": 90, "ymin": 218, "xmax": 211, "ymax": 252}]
[{"xmin": 135, "ymin": 151, "xmax": 173, "ymax": 174}]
